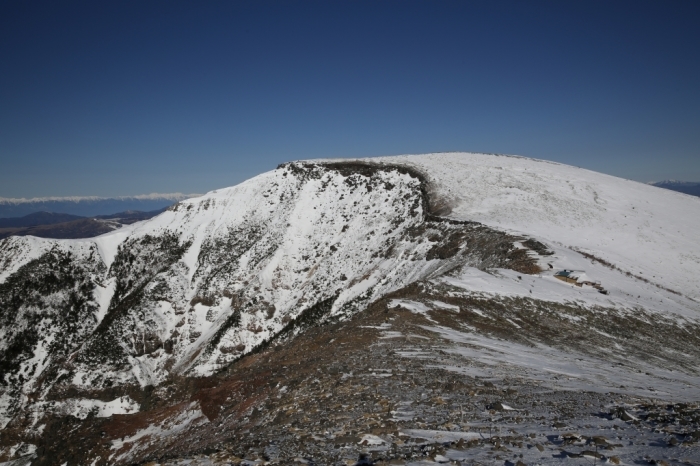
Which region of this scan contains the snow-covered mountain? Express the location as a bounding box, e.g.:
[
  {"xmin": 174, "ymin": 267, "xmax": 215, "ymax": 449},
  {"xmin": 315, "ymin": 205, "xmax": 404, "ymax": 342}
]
[
  {"xmin": 1, "ymin": 153, "xmax": 699, "ymax": 464},
  {"xmin": 650, "ymin": 180, "xmax": 700, "ymax": 198}
]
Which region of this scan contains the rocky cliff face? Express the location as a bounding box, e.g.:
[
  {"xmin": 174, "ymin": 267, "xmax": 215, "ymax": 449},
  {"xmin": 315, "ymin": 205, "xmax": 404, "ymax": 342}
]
[
  {"xmin": 1, "ymin": 155, "xmax": 699, "ymax": 465},
  {"xmin": 0, "ymin": 162, "xmax": 541, "ymax": 436}
]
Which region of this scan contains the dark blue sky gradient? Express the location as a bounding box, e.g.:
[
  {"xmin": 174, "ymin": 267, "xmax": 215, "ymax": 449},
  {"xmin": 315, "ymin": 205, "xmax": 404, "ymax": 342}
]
[{"xmin": 1, "ymin": 1, "xmax": 699, "ymax": 197}]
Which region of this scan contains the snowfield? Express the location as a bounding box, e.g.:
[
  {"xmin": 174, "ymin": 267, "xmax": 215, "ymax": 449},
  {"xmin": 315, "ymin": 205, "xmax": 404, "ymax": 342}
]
[{"xmin": 357, "ymin": 153, "xmax": 700, "ymax": 302}]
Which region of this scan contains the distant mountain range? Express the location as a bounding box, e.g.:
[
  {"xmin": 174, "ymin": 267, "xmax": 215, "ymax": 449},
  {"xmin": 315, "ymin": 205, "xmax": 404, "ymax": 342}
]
[
  {"xmin": 0, "ymin": 193, "xmax": 198, "ymax": 218},
  {"xmin": 650, "ymin": 180, "xmax": 700, "ymax": 197},
  {"xmin": 0, "ymin": 212, "xmax": 84, "ymax": 228},
  {"xmin": 0, "ymin": 208, "xmax": 168, "ymax": 240}
]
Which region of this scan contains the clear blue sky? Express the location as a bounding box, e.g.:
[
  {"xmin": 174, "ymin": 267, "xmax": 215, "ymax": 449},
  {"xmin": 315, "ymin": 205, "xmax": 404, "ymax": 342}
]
[{"xmin": 1, "ymin": 0, "xmax": 699, "ymax": 198}]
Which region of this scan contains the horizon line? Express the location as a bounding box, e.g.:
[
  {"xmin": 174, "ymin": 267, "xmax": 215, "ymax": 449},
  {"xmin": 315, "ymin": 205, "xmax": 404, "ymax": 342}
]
[{"xmin": 0, "ymin": 193, "xmax": 202, "ymax": 204}]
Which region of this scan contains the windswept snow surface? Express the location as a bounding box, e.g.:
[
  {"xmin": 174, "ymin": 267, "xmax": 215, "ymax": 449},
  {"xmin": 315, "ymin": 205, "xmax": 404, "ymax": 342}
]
[
  {"xmin": 363, "ymin": 153, "xmax": 700, "ymax": 301},
  {"xmin": 439, "ymin": 241, "xmax": 700, "ymax": 321},
  {"xmin": 418, "ymin": 323, "xmax": 700, "ymax": 401}
]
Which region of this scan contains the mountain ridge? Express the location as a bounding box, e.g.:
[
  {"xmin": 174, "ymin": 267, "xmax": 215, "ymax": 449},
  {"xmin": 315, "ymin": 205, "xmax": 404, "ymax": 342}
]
[
  {"xmin": 0, "ymin": 194, "xmax": 198, "ymax": 218},
  {"xmin": 0, "ymin": 212, "xmax": 85, "ymax": 229},
  {"xmin": 0, "ymin": 208, "xmax": 169, "ymax": 240},
  {"xmin": 1, "ymin": 153, "xmax": 699, "ymax": 464},
  {"xmin": 650, "ymin": 180, "xmax": 700, "ymax": 197}
]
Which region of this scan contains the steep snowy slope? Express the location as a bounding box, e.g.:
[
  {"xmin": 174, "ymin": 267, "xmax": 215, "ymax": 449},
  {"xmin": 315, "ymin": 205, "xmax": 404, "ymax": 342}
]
[
  {"xmin": 0, "ymin": 161, "xmax": 538, "ymax": 430},
  {"xmin": 1, "ymin": 154, "xmax": 699, "ymax": 464}
]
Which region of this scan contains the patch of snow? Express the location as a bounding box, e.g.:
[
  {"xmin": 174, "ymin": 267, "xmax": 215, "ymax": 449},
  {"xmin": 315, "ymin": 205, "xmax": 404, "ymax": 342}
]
[
  {"xmin": 110, "ymin": 402, "xmax": 208, "ymax": 463},
  {"xmin": 93, "ymin": 278, "xmax": 116, "ymax": 324},
  {"xmin": 430, "ymin": 301, "xmax": 460, "ymax": 312},
  {"xmin": 358, "ymin": 434, "xmax": 386, "ymax": 445},
  {"xmin": 417, "ymin": 324, "xmax": 700, "ymax": 401},
  {"xmin": 35, "ymin": 396, "xmax": 139, "ymax": 420},
  {"xmin": 389, "ymin": 300, "xmax": 435, "ymax": 322},
  {"xmin": 401, "ymin": 429, "xmax": 482, "ymax": 442}
]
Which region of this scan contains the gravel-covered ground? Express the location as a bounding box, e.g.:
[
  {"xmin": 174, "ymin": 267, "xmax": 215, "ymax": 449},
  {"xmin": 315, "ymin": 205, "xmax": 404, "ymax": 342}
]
[{"xmin": 124, "ymin": 287, "xmax": 700, "ymax": 466}]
